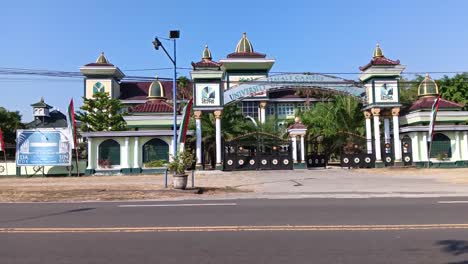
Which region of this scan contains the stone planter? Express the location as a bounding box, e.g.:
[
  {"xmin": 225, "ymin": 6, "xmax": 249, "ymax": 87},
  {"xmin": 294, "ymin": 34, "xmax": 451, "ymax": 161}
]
[{"xmin": 173, "ymin": 174, "xmax": 188, "ymax": 189}]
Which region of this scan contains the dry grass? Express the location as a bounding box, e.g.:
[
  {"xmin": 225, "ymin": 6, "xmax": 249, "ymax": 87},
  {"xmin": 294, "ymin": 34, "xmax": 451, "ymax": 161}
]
[{"xmin": 0, "ymin": 175, "xmax": 248, "ymax": 202}]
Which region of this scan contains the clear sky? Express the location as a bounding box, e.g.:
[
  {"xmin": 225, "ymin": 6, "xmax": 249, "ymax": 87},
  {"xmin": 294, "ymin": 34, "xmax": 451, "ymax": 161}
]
[{"xmin": 1, "ymin": 0, "xmax": 468, "ymax": 121}]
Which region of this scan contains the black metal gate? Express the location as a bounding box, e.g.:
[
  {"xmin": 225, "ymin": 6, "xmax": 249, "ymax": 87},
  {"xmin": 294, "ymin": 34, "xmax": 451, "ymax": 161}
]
[
  {"xmin": 401, "ymin": 136, "xmax": 413, "ymax": 166},
  {"xmin": 306, "ymin": 135, "xmax": 327, "ymax": 168},
  {"xmin": 340, "ymin": 135, "xmax": 375, "ymax": 168},
  {"xmin": 223, "ymin": 132, "xmax": 293, "ymax": 171}
]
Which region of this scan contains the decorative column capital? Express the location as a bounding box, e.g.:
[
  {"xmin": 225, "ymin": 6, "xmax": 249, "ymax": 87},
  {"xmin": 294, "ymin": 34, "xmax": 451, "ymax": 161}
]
[
  {"xmin": 214, "ymin": 110, "xmax": 222, "ymax": 119},
  {"xmin": 259, "ymin": 101, "xmax": 267, "ymax": 109},
  {"xmin": 364, "ymin": 110, "xmax": 372, "ymax": 119},
  {"xmin": 391, "ymin": 107, "xmax": 400, "ymax": 116},
  {"xmin": 194, "ymin": 110, "xmax": 202, "ymax": 119},
  {"xmin": 371, "ymin": 108, "xmax": 381, "ymax": 116}
]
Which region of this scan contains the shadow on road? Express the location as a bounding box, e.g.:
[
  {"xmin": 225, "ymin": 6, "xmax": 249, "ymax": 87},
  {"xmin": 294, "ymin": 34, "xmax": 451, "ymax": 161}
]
[
  {"xmin": 437, "ymin": 240, "xmax": 468, "ymax": 264},
  {"xmin": 0, "ymin": 207, "xmax": 95, "ymax": 224}
]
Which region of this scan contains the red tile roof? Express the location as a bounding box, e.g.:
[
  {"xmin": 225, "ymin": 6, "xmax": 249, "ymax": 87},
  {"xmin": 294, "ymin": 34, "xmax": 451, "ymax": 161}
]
[
  {"xmin": 120, "ymin": 81, "xmax": 173, "ymax": 100},
  {"xmin": 359, "ymin": 56, "xmax": 400, "ymax": 71},
  {"xmin": 129, "ymin": 100, "xmax": 174, "ymax": 113},
  {"xmin": 409, "ymin": 96, "xmax": 464, "ymax": 111},
  {"xmin": 191, "ymin": 60, "xmax": 222, "ymax": 68},
  {"xmin": 226, "ymin": 52, "xmax": 266, "ymax": 58},
  {"xmin": 84, "ymin": 62, "xmax": 115, "ymax": 67},
  {"xmin": 288, "ymin": 121, "xmax": 307, "ymax": 129}
]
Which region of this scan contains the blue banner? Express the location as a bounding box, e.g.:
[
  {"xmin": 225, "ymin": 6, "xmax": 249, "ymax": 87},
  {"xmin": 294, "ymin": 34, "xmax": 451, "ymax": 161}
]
[{"xmin": 16, "ymin": 129, "xmax": 72, "ymax": 166}]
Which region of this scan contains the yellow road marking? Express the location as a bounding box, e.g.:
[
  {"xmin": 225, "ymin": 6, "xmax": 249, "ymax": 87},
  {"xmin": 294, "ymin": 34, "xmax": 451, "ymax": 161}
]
[{"xmin": 2, "ymin": 224, "xmax": 468, "ymax": 233}]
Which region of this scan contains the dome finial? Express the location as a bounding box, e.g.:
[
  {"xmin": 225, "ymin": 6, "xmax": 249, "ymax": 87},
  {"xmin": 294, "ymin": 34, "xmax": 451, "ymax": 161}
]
[
  {"xmin": 373, "ymin": 43, "xmax": 384, "ymax": 58},
  {"xmin": 40, "ymin": 96, "xmax": 44, "ymax": 103},
  {"xmin": 235, "ymin": 32, "xmax": 254, "ymax": 53},
  {"xmin": 96, "ymin": 52, "xmax": 110, "ymax": 64},
  {"xmin": 202, "ymin": 45, "xmax": 212, "ymax": 61}
]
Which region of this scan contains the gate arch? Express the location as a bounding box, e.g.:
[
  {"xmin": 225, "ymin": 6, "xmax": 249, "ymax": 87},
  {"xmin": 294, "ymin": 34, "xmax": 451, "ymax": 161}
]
[{"xmin": 224, "ymin": 73, "xmax": 364, "ymax": 105}]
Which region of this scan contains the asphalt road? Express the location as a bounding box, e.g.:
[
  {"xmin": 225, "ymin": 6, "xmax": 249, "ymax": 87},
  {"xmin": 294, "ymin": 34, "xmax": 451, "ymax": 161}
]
[{"xmin": 2, "ymin": 198, "xmax": 468, "ymax": 263}]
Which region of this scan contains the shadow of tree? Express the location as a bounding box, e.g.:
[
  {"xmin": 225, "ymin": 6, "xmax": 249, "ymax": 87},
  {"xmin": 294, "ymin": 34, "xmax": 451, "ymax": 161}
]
[{"xmin": 437, "ymin": 240, "xmax": 468, "ymax": 264}]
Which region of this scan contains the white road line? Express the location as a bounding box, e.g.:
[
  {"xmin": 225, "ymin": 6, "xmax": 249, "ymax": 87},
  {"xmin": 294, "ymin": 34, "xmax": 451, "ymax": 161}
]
[
  {"xmin": 118, "ymin": 203, "xmax": 237, "ymax": 208},
  {"xmin": 438, "ymin": 201, "xmax": 468, "ymax": 204}
]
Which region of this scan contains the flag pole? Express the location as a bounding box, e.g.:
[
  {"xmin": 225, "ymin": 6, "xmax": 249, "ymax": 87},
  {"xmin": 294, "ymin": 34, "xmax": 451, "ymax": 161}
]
[{"xmin": 75, "ymin": 147, "xmax": 80, "ymax": 177}]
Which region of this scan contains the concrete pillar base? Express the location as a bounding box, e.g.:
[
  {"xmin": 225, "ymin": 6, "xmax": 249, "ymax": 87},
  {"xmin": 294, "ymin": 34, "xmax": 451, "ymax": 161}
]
[
  {"xmin": 215, "ymin": 164, "xmax": 223, "ymax": 170},
  {"xmin": 85, "ymin": 169, "xmax": 95, "ymax": 175},
  {"xmin": 121, "ymin": 168, "xmax": 132, "ymax": 174},
  {"xmin": 131, "ymin": 168, "xmax": 142, "ymax": 174},
  {"xmin": 293, "ymin": 163, "xmax": 307, "ymax": 169},
  {"xmin": 196, "ymin": 164, "xmax": 203, "ymax": 170},
  {"xmin": 374, "ymin": 162, "xmax": 385, "ymax": 168}
]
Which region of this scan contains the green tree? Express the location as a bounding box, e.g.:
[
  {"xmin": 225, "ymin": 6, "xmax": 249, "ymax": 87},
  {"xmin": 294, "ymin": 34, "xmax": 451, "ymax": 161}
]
[
  {"xmin": 76, "ymin": 92, "xmax": 127, "ymax": 132},
  {"xmin": 300, "ymin": 95, "xmax": 364, "ymax": 156},
  {"xmin": 176, "ymin": 76, "xmax": 192, "ymax": 101},
  {"xmin": 438, "ymin": 73, "xmax": 468, "ymax": 110},
  {"xmin": 0, "ymin": 107, "xmax": 23, "ymax": 144},
  {"xmin": 399, "ymin": 75, "xmax": 423, "ymax": 106}
]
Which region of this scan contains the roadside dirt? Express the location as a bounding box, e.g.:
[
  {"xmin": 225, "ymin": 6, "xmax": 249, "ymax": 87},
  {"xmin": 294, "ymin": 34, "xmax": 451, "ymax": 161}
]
[{"xmin": 0, "ymin": 175, "xmax": 249, "ymax": 202}]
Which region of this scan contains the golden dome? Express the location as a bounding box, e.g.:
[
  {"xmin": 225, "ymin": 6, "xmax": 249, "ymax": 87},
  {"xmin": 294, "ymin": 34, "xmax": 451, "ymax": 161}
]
[
  {"xmin": 418, "ymin": 74, "xmax": 439, "ymax": 97},
  {"xmin": 148, "ymin": 76, "xmax": 166, "ymax": 100},
  {"xmin": 202, "ymin": 45, "xmax": 212, "ymax": 61},
  {"xmin": 235, "ymin": 32, "xmax": 254, "ymax": 53},
  {"xmin": 96, "ymin": 52, "xmax": 110, "ymax": 64},
  {"xmin": 373, "ymin": 43, "xmax": 384, "ymax": 58}
]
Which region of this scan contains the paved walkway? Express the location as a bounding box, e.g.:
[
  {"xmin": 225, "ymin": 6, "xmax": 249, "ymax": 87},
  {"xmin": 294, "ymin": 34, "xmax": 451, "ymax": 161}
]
[{"xmin": 194, "ymin": 167, "xmax": 468, "ymax": 199}]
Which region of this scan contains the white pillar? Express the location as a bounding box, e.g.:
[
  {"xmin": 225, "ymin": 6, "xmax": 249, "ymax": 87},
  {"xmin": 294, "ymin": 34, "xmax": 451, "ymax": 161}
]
[
  {"xmin": 133, "ymin": 137, "xmax": 139, "ymax": 168},
  {"xmin": 421, "ymin": 132, "xmax": 428, "ymax": 161},
  {"xmin": 86, "ymin": 137, "xmax": 93, "ymax": 170},
  {"xmin": 291, "ymin": 136, "xmax": 297, "ymax": 163},
  {"xmin": 372, "ymin": 108, "xmax": 382, "ymax": 162},
  {"xmin": 412, "ymin": 132, "xmax": 420, "ymax": 162},
  {"xmin": 300, "ymin": 135, "xmax": 305, "ymax": 163},
  {"xmin": 259, "ymin": 101, "xmax": 267, "ymax": 124},
  {"xmin": 365, "ymin": 112, "xmax": 373, "ymax": 154},
  {"xmin": 392, "ymin": 108, "xmax": 402, "ymax": 162},
  {"xmin": 384, "ymin": 118, "xmax": 391, "ymax": 143},
  {"xmin": 180, "ymin": 142, "xmax": 185, "ymax": 153},
  {"xmin": 462, "ymin": 131, "xmax": 468, "ymax": 160},
  {"xmin": 455, "ymin": 131, "xmax": 461, "ymax": 160},
  {"xmin": 94, "ymin": 139, "xmax": 99, "ymax": 169},
  {"xmin": 214, "ymin": 110, "xmax": 222, "ymax": 166},
  {"xmin": 122, "ymin": 137, "xmax": 129, "ymax": 168},
  {"xmin": 195, "ymin": 111, "xmax": 202, "ymax": 166}
]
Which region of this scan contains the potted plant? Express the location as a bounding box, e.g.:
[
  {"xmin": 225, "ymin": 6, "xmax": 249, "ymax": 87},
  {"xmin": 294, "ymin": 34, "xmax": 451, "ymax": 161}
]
[{"xmin": 167, "ymin": 150, "xmax": 194, "ymax": 189}]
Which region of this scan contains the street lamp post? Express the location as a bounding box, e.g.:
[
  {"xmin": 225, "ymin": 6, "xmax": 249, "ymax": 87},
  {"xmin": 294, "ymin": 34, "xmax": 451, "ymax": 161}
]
[{"xmin": 153, "ymin": 30, "xmax": 180, "ymax": 158}]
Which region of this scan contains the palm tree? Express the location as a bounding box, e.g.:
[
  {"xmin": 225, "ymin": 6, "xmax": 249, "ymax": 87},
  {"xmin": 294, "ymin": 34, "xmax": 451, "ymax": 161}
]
[{"xmin": 300, "ymin": 95, "xmax": 364, "ymax": 157}]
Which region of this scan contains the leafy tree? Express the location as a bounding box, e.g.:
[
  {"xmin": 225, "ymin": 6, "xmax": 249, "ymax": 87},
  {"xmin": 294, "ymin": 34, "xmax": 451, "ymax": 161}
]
[
  {"xmin": 76, "ymin": 92, "xmax": 126, "ymax": 132},
  {"xmin": 0, "ymin": 107, "xmax": 24, "ymax": 144},
  {"xmin": 176, "ymin": 76, "xmax": 192, "ymax": 101},
  {"xmin": 438, "ymin": 73, "xmax": 468, "ymax": 110},
  {"xmin": 399, "ymin": 75, "xmax": 423, "ymax": 106},
  {"xmin": 299, "ymin": 95, "xmax": 364, "ymax": 156}
]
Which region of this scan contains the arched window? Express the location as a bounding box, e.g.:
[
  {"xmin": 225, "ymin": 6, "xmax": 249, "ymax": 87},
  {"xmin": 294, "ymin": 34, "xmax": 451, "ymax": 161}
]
[
  {"xmin": 430, "ymin": 133, "xmax": 452, "ymax": 159},
  {"xmin": 143, "ymin": 138, "xmax": 169, "ymax": 163},
  {"xmin": 99, "ymin": 139, "xmax": 120, "ymax": 167}
]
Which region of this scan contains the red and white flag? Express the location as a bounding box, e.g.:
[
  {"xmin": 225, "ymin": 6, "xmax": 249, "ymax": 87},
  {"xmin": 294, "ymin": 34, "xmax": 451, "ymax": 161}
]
[
  {"xmin": 428, "ymin": 95, "xmax": 441, "ymax": 142},
  {"xmin": 67, "ymin": 99, "xmax": 78, "ymax": 149},
  {"xmin": 0, "ymin": 128, "xmax": 4, "ymax": 152}
]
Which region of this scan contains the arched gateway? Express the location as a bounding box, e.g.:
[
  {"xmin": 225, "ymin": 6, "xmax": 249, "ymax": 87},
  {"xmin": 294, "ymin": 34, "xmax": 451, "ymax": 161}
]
[
  {"xmin": 191, "ymin": 34, "xmax": 408, "ymax": 170},
  {"xmin": 224, "ymin": 73, "xmax": 364, "ymax": 105}
]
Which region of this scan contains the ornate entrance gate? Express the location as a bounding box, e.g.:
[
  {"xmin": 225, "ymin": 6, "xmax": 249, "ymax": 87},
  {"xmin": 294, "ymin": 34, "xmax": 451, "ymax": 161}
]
[
  {"xmin": 223, "ymin": 132, "xmax": 293, "ymax": 171},
  {"xmin": 340, "ymin": 135, "xmax": 375, "ymax": 168},
  {"xmin": 306, "ymin": 136, "xmax": 327, "ymax": 168}
]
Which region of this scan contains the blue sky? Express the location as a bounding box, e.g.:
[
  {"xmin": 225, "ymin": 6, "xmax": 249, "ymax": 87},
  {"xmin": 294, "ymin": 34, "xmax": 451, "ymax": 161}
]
[{"xmin": 1, "ymin": 0, "xmax": 468, "ymax": 121}]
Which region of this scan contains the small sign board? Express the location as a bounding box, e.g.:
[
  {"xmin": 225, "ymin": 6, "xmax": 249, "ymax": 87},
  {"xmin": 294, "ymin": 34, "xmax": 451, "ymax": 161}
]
[
  {"xmin": 194, "ymin": 83, "xmax": 223, "ymax": 109},
  {"xmin": 16, "ymin": 129, "xmax": 72, "ymax": 166}
]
